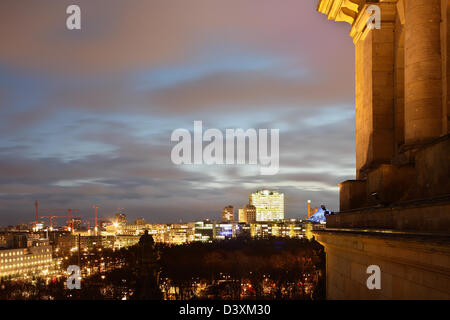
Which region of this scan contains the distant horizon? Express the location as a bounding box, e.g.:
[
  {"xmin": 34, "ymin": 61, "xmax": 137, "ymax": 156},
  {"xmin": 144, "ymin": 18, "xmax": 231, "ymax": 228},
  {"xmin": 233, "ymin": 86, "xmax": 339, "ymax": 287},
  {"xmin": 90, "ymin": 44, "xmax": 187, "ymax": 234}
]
[{"xmin": 1, "ymin": 188, "xmax": 327, "ymax": 226}]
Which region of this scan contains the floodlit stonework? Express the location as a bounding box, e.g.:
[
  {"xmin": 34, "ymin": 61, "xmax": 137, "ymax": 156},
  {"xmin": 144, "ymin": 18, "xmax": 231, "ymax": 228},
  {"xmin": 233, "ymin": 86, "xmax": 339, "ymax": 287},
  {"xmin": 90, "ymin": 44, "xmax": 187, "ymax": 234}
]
[{"xmin": 316, "ymin": 0, "xmax": 450, "ymax": 299}]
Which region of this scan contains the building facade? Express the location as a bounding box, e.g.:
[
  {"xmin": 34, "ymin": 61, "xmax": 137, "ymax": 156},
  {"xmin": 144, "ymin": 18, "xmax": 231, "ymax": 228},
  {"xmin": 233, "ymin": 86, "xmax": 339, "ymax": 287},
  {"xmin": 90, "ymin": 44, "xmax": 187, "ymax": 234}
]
[
  {"xmin": 250, "ymin": 190, "xmax": 284, "ymax": 221},
  {"xmin": 250, "ymin": 220, "xmax": 305, "ymax": 239},
  {"xmin": 238, "ymin": 204, "xmax": 257, "ymax": 224},
  {"xmin": 222, "ymin": 206, "xmax": 235, "ymax": 222},
  {"xmin": 0, "ymin": 239, "xmax": 54, "ymax": 280}
]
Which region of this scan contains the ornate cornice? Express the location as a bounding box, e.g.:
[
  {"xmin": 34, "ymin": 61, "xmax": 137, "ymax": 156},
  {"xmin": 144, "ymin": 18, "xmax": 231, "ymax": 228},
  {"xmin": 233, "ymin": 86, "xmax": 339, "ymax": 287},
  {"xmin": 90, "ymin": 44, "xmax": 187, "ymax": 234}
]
[
  {"xmin": 317, "ymin": 0, "xmax": 362, "ymax": 25},
  {"xmin": 317, "ymin": 0, "xmax": 397, "ymax": 44}
]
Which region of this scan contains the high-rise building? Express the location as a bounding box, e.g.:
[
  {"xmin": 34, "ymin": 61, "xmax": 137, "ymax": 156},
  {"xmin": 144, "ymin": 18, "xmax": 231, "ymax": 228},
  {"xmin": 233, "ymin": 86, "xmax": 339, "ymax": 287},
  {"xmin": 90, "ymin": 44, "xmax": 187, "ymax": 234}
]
[
  {"xmin": 239, "ymin": 204, "xmax": 257, "ymax": 223},
  {"xmin": 238, "ymin": 208, "xmax": 245, "ymax": 223},
  {"xmin": 244, "ymin": 204, "xmax": 257, "ymax": 223},
  {"xmin": 222, "ymin": 205, "xmax": 234, "ymax": 222},
  {"xmin": 250, "ymin": 189, "xmax": 284, "ymax": 221}
]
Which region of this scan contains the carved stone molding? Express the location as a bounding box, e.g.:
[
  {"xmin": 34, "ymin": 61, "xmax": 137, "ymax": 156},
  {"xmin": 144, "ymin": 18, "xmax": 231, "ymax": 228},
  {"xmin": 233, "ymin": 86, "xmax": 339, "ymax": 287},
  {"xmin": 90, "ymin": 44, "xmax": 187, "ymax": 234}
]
[
  {"xmin": 317, "ymin": 0, "xmax": 362, "ymax": 25},
  {"xmin": 318, "ymin": 0, "xmax": 398, "ymax": 43}
]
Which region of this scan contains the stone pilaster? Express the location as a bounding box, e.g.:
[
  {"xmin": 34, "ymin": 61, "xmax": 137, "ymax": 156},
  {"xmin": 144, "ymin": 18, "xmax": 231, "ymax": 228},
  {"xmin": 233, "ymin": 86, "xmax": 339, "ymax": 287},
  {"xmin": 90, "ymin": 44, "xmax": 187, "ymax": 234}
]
[
  {"xmin": 319, "ymin": 1, "xmax": 397, "ymax": 178},
  {"xmin": 354, "ymin": 12, "xmax": 396, "ymax": 178}
]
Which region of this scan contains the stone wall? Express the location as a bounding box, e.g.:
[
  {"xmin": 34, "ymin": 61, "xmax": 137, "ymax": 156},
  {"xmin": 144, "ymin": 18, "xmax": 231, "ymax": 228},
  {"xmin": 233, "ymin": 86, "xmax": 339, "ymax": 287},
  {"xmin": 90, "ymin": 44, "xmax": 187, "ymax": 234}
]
[{"xmin": 316, "ymin": 231, "xmax": 450, "ymax": 299}]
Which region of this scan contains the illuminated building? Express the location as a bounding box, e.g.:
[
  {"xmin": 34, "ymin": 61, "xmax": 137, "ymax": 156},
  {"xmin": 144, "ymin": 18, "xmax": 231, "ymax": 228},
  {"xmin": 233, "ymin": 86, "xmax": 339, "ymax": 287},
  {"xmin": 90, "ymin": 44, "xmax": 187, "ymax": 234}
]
[
  {"xmin": 222, "ymin": 206, "xmax": 235, "ymax": 222},
  {"xmin": 194, "ymin": 220, "xmax": 214, "ymax": 242},
  {"xmin": 166, "ymin": 224, "xmax": 195, "ymax": 245},
  {"xmin": 147, "ymin": 224, "xmax": 169, "ymax": 243},
  {"xmin": 119, "ymin": 223, "xmax": 143, "ymax": 235},
  {"xmin": 234, "ymin": 223, "xmax": 251, "ymax": 238},
  {"xmin": 114, "ymin": 213, "xmax": 127, "ymax": 226},
  {"xmin": 106, "ymin": 220, "xmax": 196, "ymax": 245},
  {"xmin": 0, "ymin": 239, "xmax": 54, "ymax": 280},
  {"xmin": 238, "ymin": 209, "xmax": 245, "ymax": 223},
  {"xmin": 250, "ymin": 220, "xmax": 305, "ymax": 239},
  {"xmin": 134, "ymin": 218, "xmax": 146, "ymax": 226},
  {"xmin": 250, "ymin": 189, "xmax": 284, "ymax": 221},
  {"xmin": 113, "ymin": 235, "xmax": 141, "ymax": 249},
  {"xmin": 250, "ymin": 223, "xmax": 271, "ymax": 238},
  {"xmin": 245, "ymin": 204, "xmax": 256, "ymax": 223},
  {"xmin": 35, "ymin": 223, "xmax": 44, "ymax": 231},
  {"xmin": 273, "ymin": 220, "xmax": 305, "ymax": 238},
  {"xmin": 239, "ymin": 204, "xmax": 257, "ymax": 223},
  {"xmin": 214, "ymin": 223, "xmax": 234, "ymax": 241}
]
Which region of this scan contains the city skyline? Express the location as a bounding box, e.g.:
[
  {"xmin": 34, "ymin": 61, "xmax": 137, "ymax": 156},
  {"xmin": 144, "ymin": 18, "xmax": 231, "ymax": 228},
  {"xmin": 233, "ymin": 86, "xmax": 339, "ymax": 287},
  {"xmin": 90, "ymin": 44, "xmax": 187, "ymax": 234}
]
[
  {"xmin": 0, "ymin": 0, "xmax": 355, "ymax": 225},
  {"xmin": 2, "ymin": 188, "xmax": 319, "ymax": 227}
]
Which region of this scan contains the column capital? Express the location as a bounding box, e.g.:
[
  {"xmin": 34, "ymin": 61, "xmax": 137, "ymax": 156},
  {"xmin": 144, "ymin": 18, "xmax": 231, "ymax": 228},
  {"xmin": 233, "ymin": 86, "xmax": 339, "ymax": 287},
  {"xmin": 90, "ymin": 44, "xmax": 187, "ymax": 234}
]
[
  {"xmin": 317, "ymin": 0, "xmax": 397, "ymax": 44},
  {"xmin": 317, "ymin": 0, "xmax": 362, "ymax": 25}
]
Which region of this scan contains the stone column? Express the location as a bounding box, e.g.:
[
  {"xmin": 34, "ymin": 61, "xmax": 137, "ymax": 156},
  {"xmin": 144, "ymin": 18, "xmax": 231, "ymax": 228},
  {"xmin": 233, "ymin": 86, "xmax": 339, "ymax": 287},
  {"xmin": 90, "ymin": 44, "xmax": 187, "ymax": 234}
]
[{"xmin": 404, "ymin": 0, "xmax": 443, "ymax": 145}]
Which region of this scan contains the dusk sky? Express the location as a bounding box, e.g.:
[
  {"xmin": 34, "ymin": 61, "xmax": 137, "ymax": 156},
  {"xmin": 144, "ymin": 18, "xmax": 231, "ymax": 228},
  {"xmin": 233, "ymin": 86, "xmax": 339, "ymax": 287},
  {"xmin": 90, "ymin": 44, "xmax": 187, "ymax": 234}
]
[{"xmin": 0, "ymin": 0, "xmax": 355, "ymax": 225}]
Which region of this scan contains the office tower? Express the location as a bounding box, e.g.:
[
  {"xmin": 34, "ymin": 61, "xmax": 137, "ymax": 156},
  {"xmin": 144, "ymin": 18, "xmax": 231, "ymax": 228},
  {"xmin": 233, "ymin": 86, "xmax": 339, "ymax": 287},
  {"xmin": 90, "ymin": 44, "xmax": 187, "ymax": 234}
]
[
  {"xmin": 238, "ymin": 204, "xmax": 257, "ymax": 224},
  {"xmin": 238, "ymin": 208, "xmax": 246, "ymax": 223},
  {"xmin": 244, "ymin": 204, "xmax": 257, "ymax": 223},
  {"xmin": 250, "ymin": 189, "xmax": 284, "ymax": 221},
  {"xmin": 222, "ymin": 205, "xmax": 234, "ymax": 222}
]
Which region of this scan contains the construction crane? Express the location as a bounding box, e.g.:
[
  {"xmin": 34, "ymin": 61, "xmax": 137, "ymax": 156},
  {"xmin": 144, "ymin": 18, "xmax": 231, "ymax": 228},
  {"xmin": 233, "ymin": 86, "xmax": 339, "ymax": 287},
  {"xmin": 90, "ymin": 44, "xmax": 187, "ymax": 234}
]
[
  {"xmin": 92, "ymin": 205, "xmax": 99, "ymax": 234},
  {"xmin": 33, "ymin": 203, "xmax": 95, "ymax": 233},
  {"xmin": 39, "ymin": 214, "xmax": 67, "ymax": 230},
  {"xmin": 82, "ymin": 219, "xmax": 99, "ymax": 234},
  {"xmin": 34, "ymin": 204, "xmax": 65, "ymax": 226},
  {"xmin": 38, "ymin": 207, "xmax": 79, "ymax": 232},
  {"xmin": 34, "ymin": 200, "xmax": 39, "ymax": 225},
  {"xmin": 66, "ymin": 209, "xmax": 80, "ymax": 231}
]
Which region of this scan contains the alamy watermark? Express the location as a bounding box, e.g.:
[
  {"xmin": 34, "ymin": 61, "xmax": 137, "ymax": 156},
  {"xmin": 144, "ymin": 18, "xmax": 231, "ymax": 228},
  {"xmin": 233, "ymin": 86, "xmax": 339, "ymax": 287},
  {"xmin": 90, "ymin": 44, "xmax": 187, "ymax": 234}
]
[
  {"xmin": 367, "ymin": 5, "xmax": 381, "ymax": 30},
  {"xmin": 366, "ymin": 265, "xmax": 381, "ymax": 290},
  {"xmin": 171, "ymin": 121, "xmax": 279, "ymax": 175},
  {"xmin": 66, "ymin": 5, "xmax": 81, "ymax": 30},
  {"xmin": 67, "ymin": 265, "xmax": 81, "ymax": 289}
]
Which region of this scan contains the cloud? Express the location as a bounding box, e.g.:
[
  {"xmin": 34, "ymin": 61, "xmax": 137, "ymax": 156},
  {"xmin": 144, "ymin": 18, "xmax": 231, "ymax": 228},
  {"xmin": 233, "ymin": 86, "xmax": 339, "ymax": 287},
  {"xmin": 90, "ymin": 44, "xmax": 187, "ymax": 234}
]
[{"xmin": 0, "ymin": 0, "xmax": 356, "ymax": 224}]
